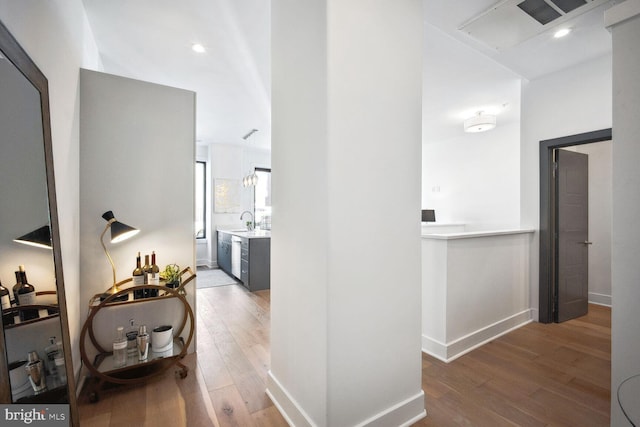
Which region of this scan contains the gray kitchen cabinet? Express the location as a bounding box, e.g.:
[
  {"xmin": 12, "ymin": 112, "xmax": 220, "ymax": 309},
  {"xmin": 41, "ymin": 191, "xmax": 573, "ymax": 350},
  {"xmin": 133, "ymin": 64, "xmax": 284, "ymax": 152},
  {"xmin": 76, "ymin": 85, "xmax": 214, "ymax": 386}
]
[
  {"xmin": 240, "ymin": 237, "xmax": 270, "ymax": 291},
  {"xmin": 217, "ymin": 231, "xmax": 232, "ymax": 275}
]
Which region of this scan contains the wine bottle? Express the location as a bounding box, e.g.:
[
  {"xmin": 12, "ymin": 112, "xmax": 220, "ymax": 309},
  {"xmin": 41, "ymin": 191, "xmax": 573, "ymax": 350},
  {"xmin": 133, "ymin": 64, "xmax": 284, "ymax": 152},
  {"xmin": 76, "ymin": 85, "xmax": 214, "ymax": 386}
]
[
  {"xmin": 0, "ymin": 280, "xmax": 13, "ymax": 326},
  {"xmin": 132, "ymin": 252, "xmax": 145, "ymax": 300},
  {"xmin": 0, "ymin": 280, "xmax": 10, "ymax": 310},
  {"xmin": 142, "ymin": 255, "xmax": 151, "ymax": 284},
  {"xmin": 147, "ymin": 251, "xmax": 160, "ymax": 297},
  {"xmin": 15, "ymin": 265, "xmax": 38, "ymax": 321},
  {"xmin": 142, "ymin": 254, "xmax": 151, "ymax": 298}
]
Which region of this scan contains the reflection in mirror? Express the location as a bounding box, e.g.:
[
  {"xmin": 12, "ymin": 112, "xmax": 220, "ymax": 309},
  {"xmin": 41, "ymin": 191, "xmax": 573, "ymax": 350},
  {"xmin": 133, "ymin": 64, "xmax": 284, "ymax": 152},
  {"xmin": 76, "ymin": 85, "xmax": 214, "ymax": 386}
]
[{"xmin": 0, "ymin": 19, "xmax": 77, "ymax": 425}]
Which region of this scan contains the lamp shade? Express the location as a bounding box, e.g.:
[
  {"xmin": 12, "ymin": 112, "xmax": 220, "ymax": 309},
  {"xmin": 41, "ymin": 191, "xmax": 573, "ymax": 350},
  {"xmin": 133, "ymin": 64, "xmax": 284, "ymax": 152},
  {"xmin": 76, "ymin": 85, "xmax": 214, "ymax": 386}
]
[
  {"xmin": 102, "ymin": 210, "xmax": 139, "ymax": 243},
  {"xmin": 14, "ymin": 225, "xmax": 52, "ymax": 249},
  {"xmin": 464, "ymin": 112, "xmax": 496, "ymax": 133}
]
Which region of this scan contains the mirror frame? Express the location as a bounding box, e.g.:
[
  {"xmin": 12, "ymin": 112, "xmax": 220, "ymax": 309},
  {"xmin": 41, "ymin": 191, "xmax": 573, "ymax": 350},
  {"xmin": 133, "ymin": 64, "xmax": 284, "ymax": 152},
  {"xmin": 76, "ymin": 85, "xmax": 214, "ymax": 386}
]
[{"xmin": 0, "ymin": 19, "xmax": 78, "ymax": 425}]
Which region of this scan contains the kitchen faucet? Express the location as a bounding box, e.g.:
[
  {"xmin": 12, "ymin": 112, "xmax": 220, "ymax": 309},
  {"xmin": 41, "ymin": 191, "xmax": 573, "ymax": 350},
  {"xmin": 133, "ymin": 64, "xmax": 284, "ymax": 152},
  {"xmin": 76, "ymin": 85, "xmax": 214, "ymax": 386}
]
[{"xmin": 240, "ymin": 211, "xmax": 254, "ymax": 231}]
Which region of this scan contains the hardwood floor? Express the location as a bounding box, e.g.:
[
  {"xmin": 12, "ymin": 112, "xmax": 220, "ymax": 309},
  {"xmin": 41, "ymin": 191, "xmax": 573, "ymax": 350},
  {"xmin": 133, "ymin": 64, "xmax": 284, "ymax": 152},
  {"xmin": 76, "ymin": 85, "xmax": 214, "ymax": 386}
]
[
  {"xmin": 78, "ymin": 285, "xmax": 610, "ymax": 427},
  {"xmin": 414, "ymin": 304, "xmax": 611, "ymax": 427}
]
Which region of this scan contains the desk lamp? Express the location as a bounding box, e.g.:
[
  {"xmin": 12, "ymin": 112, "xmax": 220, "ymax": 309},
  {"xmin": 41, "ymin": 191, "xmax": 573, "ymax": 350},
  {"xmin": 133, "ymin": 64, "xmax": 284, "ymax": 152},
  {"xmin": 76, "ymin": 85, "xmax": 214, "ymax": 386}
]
[{"xmin": 100, "ymin": 210, "xmax": 139, "ymax": 300}]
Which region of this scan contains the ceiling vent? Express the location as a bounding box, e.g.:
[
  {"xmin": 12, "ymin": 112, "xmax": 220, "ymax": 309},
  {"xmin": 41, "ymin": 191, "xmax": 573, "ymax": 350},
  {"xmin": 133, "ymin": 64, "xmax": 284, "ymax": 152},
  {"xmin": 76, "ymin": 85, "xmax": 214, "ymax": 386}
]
[{"xmin": 459, "ymin": 0, "xmax": 610, "ymax": 50}]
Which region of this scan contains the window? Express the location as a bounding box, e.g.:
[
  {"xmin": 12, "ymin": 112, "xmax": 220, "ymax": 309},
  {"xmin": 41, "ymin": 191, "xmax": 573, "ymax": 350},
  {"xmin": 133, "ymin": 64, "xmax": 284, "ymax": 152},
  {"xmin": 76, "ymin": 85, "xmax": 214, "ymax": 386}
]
[
  {"xmin": 254, "ymin": 168, "xmax": 271, "ymax": 230},
  {"xmin": 195, "ymin": 161, "xmax": 206, "ymax": 239}
]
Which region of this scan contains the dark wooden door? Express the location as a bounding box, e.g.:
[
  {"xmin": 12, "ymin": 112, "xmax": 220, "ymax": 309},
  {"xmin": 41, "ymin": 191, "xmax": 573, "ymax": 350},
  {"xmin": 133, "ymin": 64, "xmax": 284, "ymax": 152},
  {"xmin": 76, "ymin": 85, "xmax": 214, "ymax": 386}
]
[{"xmin": 555, "ymin": 149, "xmax": 589, "ymax": 322}]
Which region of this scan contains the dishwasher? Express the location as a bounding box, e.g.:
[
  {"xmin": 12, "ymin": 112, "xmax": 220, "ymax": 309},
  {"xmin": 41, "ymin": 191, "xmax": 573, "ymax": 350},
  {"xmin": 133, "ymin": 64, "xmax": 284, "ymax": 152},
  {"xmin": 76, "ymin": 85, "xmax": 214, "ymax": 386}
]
[{"xmin": 231, "ymin": 236, "xmax": 242, "ymax": 279}]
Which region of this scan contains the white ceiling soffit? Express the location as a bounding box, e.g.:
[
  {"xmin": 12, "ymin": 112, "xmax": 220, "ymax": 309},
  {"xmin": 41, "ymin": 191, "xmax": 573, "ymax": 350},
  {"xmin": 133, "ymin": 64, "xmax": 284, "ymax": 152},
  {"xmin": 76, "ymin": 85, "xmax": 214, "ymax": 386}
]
[{"xmin": 459, "ymin": 0, "xmax": 611, "ymax": 50}]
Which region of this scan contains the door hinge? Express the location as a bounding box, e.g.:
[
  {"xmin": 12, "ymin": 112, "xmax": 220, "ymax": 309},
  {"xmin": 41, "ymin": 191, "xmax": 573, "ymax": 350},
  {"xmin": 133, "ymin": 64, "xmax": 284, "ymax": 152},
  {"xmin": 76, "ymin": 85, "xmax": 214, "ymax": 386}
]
[{"xmin": 552, "ymin": 162, "xmax": 558, "ymax": 179}]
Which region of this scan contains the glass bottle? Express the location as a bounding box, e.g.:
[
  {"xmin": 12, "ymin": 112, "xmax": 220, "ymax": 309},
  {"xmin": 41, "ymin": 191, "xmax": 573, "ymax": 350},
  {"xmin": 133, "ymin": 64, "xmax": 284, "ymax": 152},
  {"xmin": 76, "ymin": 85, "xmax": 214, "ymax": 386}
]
[
  {"xmin": 54, "ymin": 341, "xmax": 67, "ymax": 384},
  {"xmin": 132, "ymin": 252, "xmax": 145, "ymax": 299},
  {"xmin": 0, "ymin": 280, "xmax": 13, "ymax": 326},
  {"xmin": 112, "ymin": 326, "xmax": 127, "ymax": 368},
  {"xmin": 45, "ymin": 336, "xmax": 59, "ymax": 378},
  {"xmin": 142, "ymin": 254, "xmax": 151, "ymax": 298},
  {"xmin": 0, "ymin": 280, "xmax": 10, "ymax": 310},
  {"xmin": 15, "ymin": 265, "xmax": 38, "ymax": 321},
  {"xmin": 147, "ymin": 251, "xmax": 160, "ymax": 297}
]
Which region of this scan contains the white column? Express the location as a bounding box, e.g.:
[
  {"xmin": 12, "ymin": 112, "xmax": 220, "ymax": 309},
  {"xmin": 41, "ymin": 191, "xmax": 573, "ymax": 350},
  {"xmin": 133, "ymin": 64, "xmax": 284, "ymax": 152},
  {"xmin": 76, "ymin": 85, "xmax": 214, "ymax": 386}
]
[
  {"xmin": 606, "ymin": 1, "xmax": 640, "ymax": 425},
  {"xmin": 269, "ymin": 1, "xmax": 425, "ymax": 426}
]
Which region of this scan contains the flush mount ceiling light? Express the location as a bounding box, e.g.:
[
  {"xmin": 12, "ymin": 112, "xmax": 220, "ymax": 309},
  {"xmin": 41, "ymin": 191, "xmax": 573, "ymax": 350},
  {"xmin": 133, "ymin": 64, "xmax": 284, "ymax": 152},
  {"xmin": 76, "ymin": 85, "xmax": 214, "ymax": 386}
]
[
  {"xmin": 464, "ymin": 111, "xmax": 497, "ymax": 133},
  {"xmin": 191, "ymin": 43, "xmax": 206, "ymax": 53},
  {"xmin": 553, "ymin": 28, "xmax": 572, "ymax": 38}
]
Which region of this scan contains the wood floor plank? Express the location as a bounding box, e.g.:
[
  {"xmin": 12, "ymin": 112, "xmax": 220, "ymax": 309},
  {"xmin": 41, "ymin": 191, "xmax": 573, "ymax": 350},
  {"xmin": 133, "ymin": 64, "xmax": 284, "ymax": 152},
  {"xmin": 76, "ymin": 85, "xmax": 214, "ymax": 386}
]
[{"xmin": 209, "ymin": 384, "xmax": 256, "ymax": 427}]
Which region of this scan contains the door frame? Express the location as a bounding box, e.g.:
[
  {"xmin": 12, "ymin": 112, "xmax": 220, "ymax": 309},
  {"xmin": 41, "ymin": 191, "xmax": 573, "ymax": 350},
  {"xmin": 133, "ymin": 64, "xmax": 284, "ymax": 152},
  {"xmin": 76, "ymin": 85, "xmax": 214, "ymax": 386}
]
[{"xmin": 538, "ymin": 128, "xmax": 612, "ymax": 323}]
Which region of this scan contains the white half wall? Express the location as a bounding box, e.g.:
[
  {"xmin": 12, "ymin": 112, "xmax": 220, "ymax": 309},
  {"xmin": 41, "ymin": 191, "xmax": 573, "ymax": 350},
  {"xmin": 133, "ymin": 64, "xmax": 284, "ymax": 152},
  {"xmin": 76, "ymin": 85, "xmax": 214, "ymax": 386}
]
[
  {"xmin": 520, "ymin": 55, "xmax": 612, "ymax": 320},
  {"xmin": 79, "ymin": 69, "xmax": 195, "ymax": 348}
]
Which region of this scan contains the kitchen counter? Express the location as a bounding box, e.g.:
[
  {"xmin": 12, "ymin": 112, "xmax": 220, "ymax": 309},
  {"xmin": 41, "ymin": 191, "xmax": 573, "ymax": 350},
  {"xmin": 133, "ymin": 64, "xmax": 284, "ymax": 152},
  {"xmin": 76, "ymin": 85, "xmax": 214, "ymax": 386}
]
[
  {"xmin": 422, "ymin": 228, "xmax": 534, "ymax": 240},
  {"xmin": 217, "ymin": 228, "xmax": 271, "ymax": 239}
]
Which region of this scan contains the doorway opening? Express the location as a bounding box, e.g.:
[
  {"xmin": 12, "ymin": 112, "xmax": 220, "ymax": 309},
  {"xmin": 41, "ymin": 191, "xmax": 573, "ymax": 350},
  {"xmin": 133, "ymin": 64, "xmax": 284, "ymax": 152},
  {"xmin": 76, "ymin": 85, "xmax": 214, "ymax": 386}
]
[{"xmin": 539, "ymin": 128, "xmax": 612, "ymax": 323}]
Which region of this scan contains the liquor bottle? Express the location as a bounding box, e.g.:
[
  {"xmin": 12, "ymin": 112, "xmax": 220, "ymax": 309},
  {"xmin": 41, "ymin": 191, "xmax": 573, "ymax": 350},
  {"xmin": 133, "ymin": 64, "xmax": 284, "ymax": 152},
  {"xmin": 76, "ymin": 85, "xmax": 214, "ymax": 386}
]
[
  {"xmin": 112, "ymin": 326, "xmax": 127, "ymax": 368},
  {"xmin": 147, "ymin": 251, "xmax": 160, "ymax": 297},
  {"xmin": 45, "ymin": 336, "xmax": 59, "ymax": 377},
  {"xmin": 15, "ymin": 265, "xmax": 38, "ymax": 321},
  {"xmin": 0, "ymin": 280, "xmax": 10, "ymax": 310},
  {"xmin": 132, "ymin": 252, "xmax": 145, "ymax": 300}
]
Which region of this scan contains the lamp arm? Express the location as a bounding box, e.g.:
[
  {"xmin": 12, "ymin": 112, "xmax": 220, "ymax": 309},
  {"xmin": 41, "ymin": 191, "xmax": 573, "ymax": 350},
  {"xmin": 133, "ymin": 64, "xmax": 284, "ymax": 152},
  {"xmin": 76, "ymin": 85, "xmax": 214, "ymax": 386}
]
[{"xmin": 100, "ymin": 221, "xmax": 117, "ymax": 285}]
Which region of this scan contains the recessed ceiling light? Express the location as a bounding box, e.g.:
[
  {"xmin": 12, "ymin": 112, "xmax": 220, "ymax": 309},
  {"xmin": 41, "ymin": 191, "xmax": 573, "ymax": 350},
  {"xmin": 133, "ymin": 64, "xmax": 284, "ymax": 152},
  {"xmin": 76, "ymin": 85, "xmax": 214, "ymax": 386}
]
[
  {"xmin": 553, "ymin": 28, "xmax": 571, "ymax": 38},
  {"xmin": 192, "ymin": 43, "xmax": 206, "ymax": 53}
]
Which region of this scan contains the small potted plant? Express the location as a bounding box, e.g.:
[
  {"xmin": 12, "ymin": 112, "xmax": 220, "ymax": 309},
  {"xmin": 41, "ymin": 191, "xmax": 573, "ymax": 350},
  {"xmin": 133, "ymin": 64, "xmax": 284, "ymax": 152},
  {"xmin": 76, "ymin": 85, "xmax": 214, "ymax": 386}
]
[{"xmin": 161, "ymin": 263, "xmax": 181, "ymax": 289}]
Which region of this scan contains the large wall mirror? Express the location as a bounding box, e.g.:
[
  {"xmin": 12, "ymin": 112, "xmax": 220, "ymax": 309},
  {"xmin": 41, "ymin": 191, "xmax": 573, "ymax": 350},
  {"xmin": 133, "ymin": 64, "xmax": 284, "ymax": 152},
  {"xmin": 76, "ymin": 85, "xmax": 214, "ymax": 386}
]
[{"xmin": 0, "ymin": 20, "xmax": 78, "ymax": 425}]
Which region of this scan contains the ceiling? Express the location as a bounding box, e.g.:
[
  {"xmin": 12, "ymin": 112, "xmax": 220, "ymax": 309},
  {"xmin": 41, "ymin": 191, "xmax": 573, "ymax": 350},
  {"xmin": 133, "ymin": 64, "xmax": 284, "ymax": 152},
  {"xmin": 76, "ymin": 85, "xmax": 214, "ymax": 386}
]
[{"xmin": 81, "ymin": 0, "xmax": 617, "ymax": 149}]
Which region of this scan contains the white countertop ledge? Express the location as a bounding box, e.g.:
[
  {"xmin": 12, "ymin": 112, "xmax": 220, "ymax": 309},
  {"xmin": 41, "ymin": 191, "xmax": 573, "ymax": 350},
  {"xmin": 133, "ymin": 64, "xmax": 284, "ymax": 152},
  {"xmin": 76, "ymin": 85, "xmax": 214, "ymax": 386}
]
[
  {"xmin": 218, "ymin": 228, "xmax": 271, "ymax": 239},
  {"xmin": 421, "ymin": 228, "xmax": 535, "ymax": 240}
]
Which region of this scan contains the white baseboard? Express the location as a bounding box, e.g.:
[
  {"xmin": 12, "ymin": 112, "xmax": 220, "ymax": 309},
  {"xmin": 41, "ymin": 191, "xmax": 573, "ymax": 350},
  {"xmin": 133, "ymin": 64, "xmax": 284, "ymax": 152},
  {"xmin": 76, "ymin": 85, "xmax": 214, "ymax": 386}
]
[
  {"xmin": 422, "ymin": 309, "xmax": 533, "ymax": 363},
  {"xmin": 266, "ymin": 371, "xmax": 315, "ymax": 427},
  {"xmin": 589, "ymin": 292, "xmax": 612, "ymax": 307},
  {"xmin": 196, "ymin": 259, "xmax": 216, "ymax": 268},
  {"xmin": 354, "ymin": 391, "xmax": 426, "ymax": 427},
  {"xmin": 266, "ymin": 371, "xmax": 426, "ymax": 427}
]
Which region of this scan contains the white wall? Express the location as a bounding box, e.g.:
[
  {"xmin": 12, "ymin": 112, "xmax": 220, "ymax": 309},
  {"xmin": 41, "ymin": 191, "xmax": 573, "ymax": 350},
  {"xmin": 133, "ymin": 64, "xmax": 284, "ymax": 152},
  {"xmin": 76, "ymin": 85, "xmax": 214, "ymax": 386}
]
[
  {"xmin": 422, "ymin": 22, "xmax": 522, "ymax": 231},
  {"xmin": 608, "ymin": 2, "xmax": 640, "ymax": 425},
  {"xmin": 0, "ymin": 0, "xmax": 102, "ymax": 377},
  {"xmin": 520, "ymin": 55, "xmax": 612, "ymax": 320},
  {"xmin": 270, "ymin": 1, "xmax": 424, "ymax": 426},
  {"xmin": 423, "ymin": 121, "xmax": 521, "ymax": 230},
  {"xmin": 79, "ymin": 69, "xmax": 195, "ymax": 348},
  {"xmin": 572, "ymin": 141, "xmax": 612, "ymax": 305}
]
